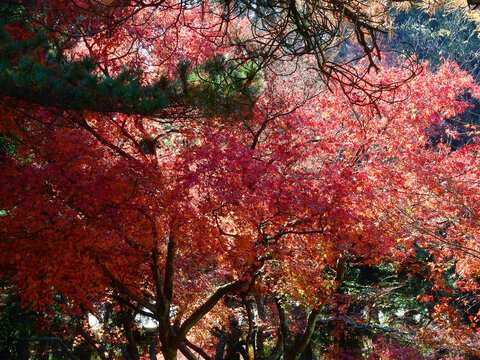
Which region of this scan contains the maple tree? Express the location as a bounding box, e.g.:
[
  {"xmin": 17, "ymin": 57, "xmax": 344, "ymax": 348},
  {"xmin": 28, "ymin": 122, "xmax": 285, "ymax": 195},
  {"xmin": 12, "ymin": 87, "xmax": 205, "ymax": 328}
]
[{"xmin": 2, "ymin": 0, "xmax": 480, "ymax": 359}]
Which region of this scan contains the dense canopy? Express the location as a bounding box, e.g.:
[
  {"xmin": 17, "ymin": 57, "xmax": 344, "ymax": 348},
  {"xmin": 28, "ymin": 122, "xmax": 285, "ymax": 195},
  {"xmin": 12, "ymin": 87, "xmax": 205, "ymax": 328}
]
[{"xmin": 2, "ymin": 1, "xmax": 480, "ymax": 359}]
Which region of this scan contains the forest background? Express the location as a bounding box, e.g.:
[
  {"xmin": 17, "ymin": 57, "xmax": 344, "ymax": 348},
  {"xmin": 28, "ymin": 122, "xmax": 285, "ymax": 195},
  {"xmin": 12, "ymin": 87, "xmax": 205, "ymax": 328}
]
[{"xmin": 3, "ymin": 0, "xmax": 480, "ymax": 359}]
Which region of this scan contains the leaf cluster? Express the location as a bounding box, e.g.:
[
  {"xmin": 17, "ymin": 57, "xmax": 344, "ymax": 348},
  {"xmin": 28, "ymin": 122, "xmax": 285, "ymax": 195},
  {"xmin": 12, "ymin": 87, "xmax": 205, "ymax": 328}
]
[
  {"xmin": 0, "ymin": 23, "xmax": 174, "ymax": 115},
  {"xmin": 188, "ymin": 56, "xmax": 262, "ymax": 119}
]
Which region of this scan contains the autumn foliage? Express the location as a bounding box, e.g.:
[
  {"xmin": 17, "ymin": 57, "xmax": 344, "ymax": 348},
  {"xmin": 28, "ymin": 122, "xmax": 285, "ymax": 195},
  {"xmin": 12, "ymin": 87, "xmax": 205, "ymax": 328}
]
[{"xmin": 2, "ymin": 1, "xmax": 480, "ymax": 359}]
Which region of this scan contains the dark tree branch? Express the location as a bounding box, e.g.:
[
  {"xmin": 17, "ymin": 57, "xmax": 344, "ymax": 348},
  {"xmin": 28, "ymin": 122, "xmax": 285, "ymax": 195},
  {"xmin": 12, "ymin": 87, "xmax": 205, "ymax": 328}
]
[
  {"xmin": 100, "ymin": 263, "xmax": 157, "ymax": 314},
  {"xmin": 179, "ymin": 342, "xmax": 200, "ymax": 360},
  {"xmin": 164, "ymin": 232, "xmax": 176, "ymax": 304},
  {"xmin": 290, "ymin": 308, "xmax": 321, "ymax": 360},
  {"xmin": 114, "ymin": 295, "xmax": 157, "ymax": 319},
  {"xmin": 176, "ymin": 280, "xmax": 246, "ymax": 346},
  {"xmin": 184, "ymin": 338, "xmax": 213, "ymax": 360},
  {"xmin": 151, "ymin": 246, "xmax": 167, "ymax": 314}
]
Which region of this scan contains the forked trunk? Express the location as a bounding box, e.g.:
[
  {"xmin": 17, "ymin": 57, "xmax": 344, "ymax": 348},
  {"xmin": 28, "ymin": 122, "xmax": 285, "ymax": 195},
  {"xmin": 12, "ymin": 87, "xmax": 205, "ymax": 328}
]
[{"xmin": 163, "ymin": 347, "xmax": 178, "ymax": 360}]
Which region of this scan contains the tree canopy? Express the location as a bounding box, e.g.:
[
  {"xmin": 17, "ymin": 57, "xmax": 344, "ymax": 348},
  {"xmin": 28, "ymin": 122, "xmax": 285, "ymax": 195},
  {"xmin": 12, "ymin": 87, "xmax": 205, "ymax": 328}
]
[{"xmin": 2, "ymin": 1, "xmax": 480, "ymax": 359}]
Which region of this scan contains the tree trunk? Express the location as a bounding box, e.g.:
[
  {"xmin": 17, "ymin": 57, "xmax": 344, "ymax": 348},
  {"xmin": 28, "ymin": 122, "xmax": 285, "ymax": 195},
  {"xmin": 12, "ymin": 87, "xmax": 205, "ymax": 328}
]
[
  {"xmin": 149, "ymin": 340, "xmax": 158, "ymax": 360},
  {"xmin": 254, "ymin": 294, "xmax": 266, "ymax": 360},
  {"xmin": 254, "ymin": 329, "xmax": 265, "ymax": 360},
  {"xmin": 215, "ymin": 334, "xmax": 227, "ymax": 360},
  {"xmin": 163, "ymin": 347, "xmax": 178, "ymax": 360},
  {"xmin": 120, "ymin": 306, "xmax": 140, "ymax": 360}
]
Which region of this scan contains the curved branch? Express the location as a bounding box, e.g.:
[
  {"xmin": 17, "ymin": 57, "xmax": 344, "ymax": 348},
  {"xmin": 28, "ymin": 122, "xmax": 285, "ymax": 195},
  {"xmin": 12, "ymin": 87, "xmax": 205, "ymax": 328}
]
[
  {"xmin": 100, "ymin": 263, "xmax": 157, "ymax": 315},
  {"xmin": 175, "ymin": 280, "xmax": 246, "ymax": 346}
]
